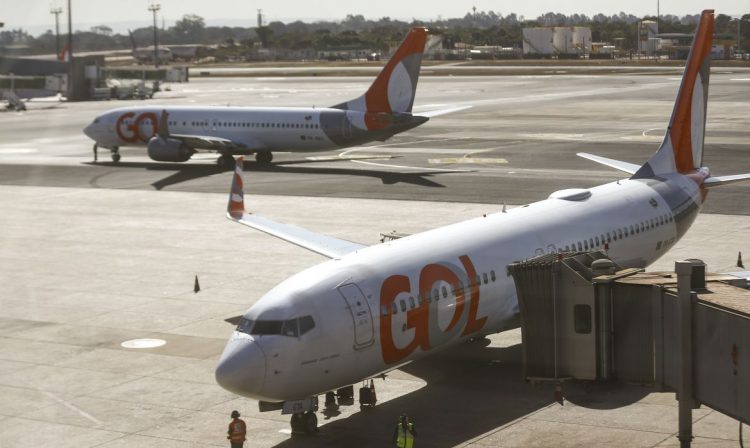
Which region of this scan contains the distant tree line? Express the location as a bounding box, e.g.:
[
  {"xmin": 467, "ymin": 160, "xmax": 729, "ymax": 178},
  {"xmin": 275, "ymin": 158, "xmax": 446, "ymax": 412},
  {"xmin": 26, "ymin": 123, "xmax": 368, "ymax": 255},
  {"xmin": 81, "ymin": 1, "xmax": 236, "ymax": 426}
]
[{"xmin": 2, "ymin": 10, "xmax": 749, "ymax": 56}]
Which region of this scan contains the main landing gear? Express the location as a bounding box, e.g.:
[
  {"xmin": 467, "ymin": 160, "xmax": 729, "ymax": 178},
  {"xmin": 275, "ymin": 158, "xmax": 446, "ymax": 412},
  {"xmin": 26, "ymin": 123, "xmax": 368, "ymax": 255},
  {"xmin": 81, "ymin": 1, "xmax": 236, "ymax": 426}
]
[
  {"xmin": 255, "ymin": 151, "xmax": 273, "ymax": 164},
  {"xmin": 217, "ymin": 153, "xmax": 235, "ymax": 170}
]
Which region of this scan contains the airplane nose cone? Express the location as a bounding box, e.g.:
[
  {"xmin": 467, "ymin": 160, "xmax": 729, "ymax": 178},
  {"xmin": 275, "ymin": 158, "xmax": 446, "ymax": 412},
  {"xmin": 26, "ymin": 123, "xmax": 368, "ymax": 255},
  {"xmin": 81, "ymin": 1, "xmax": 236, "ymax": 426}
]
[
  {"xmin": 215, "ymin": 336, "xmax": 266, "ymax": 398},
  {"xmin": 83, "ymin": 122, "xmax": 97, "ymax": 140}
]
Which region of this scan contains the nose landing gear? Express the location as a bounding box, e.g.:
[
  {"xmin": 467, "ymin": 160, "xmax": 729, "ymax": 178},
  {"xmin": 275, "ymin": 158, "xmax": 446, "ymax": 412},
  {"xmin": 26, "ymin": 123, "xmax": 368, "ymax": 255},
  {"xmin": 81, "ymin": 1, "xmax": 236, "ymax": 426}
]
[{"xmin": 111, "ymin": 147, "xmax": 121, "ymax": 163}]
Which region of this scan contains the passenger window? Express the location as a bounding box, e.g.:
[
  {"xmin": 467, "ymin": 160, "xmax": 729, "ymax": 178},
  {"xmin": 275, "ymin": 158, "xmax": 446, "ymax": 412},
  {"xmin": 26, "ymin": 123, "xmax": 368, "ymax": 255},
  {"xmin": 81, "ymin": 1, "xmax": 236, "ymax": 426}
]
[
  {"xmin": 399, "ymin": 300, "xmax": 407, "ymax": 312},
  {"xmin": 584, "ymin": 240, "xmax": 589, "ymax": 250},
  {"xmin": 577, "ymin": 242, "xmax": 583, "ymax": 251},
  {"xmin": 392, "ymin": 303, "xmax": 398, "ymax": 314},
  {"xmin": 433, "ymin": 289, "xmax": 440, "ymax": 302},
  {"xmin": 618, "ymin": 229, "xmax": 623, "ymax": 239},
  {"xmin": 482, "ymin": 273, "xmax": 488, "ymax": 284},
  {"xmin": 490, "ymin": 270, "xmax": 496, "ymax": 281},
  {"xmin": 441, "ymin": 286, "xmax": 448, "ymax": 298},
  {"xmin": 606, "ymin": 232, "xmax": 611, "ymax": 242},
  {"xmin": 595, "ymin": 236, "xmax": 600, "ymax": 246},
  {"xmin": 589, "ymin": 238, "xmax": 594, "ymax": 248},
  {"xmin": 408, "ymin": 296, "xmax": 416, "ymax": 309}
]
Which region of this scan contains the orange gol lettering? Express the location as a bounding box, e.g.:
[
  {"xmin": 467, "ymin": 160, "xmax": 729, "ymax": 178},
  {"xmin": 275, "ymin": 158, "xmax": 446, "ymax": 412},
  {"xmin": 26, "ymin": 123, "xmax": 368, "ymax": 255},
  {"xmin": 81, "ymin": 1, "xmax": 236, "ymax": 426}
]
[
  {"xmin": 116, "ymin": 112, "xmax": 159, "ymax": 143},
  {"xmin": 379, "ymin": 255, "xmax": 487, "ymax": 364}
]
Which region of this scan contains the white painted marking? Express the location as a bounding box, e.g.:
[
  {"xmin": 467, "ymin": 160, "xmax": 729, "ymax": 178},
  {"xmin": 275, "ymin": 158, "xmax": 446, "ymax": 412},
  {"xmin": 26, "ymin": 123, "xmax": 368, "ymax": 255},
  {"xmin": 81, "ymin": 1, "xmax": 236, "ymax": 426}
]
[
  {"xmin": 305, "ymin": 155, "xmax": 393, "ymax": 161},
  {"xmin": 42, "ymin": 391, "xmax": 103, "ymax": 425},
  {"xmin": 279, "ymin": 429, "xmax": 292, "ymax": 435},
  {"xmin": 428, "ymin": 157, "xmax": 508, "ymax": 165},
  {"xmin": 730, "ymin": 78, "xmax": 750, "ymax": 81},
  {"xmin": 519, "ymin": 133, "xmax": 584, "ymax": 141},
  {"xmin": 0, "ymin": 148, "xmax": 38, "ymax": 154},
  {"xmin": 351, "ymin": 159, "xmax": 474, "ymax": 173},
  {"xmin": 121, "ymin": 338, "xmax": 166, "ymax": 349}
]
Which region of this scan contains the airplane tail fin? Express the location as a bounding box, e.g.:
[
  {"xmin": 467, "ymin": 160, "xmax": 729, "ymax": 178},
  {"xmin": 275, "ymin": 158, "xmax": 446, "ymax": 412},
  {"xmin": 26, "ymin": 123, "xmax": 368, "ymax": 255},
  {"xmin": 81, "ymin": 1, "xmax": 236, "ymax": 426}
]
[
  {"xmin": 631, "ymin": 9, "xmax": 714, "ymax": 179},
  {"xmin": 332, "ymin": 27, "xmax": 428, "ymax": 115}
]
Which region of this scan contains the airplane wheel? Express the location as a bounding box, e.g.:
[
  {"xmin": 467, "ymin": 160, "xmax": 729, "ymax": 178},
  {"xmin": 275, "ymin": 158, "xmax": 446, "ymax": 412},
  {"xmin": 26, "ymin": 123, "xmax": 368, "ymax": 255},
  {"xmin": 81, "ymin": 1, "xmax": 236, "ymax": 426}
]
[
  {"xmin": 255, "ymin": 151, "xmax": 273, "ymax": 164},
  {"xmin": 112, "ymin": 152, "xmax": 121, "ymax": 163},
  {"xmin": 218, "ymin": 154, "xmax": 235, "ymax": 170},
  {"xmin": 290, "ymin": 413, "xmax": 303, "ymax": 434},
  {"xmin": 302, "ymin": 412, "xmax": 318, "ymax": 434}
]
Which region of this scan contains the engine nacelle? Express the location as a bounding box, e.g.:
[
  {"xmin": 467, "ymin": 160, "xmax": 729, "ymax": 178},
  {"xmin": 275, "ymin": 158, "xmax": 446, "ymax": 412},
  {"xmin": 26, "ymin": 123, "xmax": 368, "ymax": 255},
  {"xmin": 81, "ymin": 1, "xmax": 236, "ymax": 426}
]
[{"xmin": 147, "ymin": 136, "xmax": 193, "ymax": 162}]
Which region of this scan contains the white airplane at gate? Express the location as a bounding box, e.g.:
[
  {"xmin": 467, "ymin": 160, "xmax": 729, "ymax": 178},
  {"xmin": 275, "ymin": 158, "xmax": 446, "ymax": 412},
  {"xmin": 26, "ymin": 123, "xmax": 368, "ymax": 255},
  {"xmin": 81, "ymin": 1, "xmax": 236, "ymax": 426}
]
[
  {"xmin": 83, "ymin": 27, "xmax": 466, "ymax": 167},
  {"xmin": 214, "ymin": 11, "xmax": 750, "ymax": 434}
]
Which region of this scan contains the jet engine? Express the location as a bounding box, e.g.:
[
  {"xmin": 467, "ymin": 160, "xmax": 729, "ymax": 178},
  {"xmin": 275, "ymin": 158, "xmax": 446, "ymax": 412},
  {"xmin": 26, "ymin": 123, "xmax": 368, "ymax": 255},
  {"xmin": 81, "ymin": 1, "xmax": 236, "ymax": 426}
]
[{"xmin": 147, "ymin": 136, "xmax": 194, "ymax": 162}]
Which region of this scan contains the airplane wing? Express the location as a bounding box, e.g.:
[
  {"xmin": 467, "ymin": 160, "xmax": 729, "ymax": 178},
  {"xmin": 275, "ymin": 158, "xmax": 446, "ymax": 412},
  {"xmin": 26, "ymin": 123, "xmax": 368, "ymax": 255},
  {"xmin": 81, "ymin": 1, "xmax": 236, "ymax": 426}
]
[
  {"xmin": 226, "ymin": 157, "xmax": 366, "ymax": 259},
  {"xmin": 155, "ymin": 110, "xmax": 261, "ymax": 152},
  {"xmin": 577, "ymin": 152, "xmax": 640, "ymax": 175},
  {"xmin": 415, "ymin": 105, "xmax": 472, "ymax": 118},
  {"xmin": 169, "ymin": 133, "xmax": 253, "ymax": 152}
]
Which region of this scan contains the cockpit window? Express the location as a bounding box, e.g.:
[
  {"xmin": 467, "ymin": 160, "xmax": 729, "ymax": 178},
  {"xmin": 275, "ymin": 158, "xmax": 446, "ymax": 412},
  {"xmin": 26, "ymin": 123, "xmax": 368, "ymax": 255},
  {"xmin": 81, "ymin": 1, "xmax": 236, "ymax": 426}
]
[
  {"xmin": 236, "ymin": 318, "xmax": 254, "ymax": 334},
  {"xmin": 298, "ymin": 316, "xmax": 315, "ymax": 335},
  {"xmin": 281, "ymin": 319, "xmax": 299, "ymax": 337},
  {"xmin": 236, "ymin": 315, "xmax": 315, "ymax": 337},
  {"xmin": 252, "ymin": 320, "xmax": 283, "ymax": 335}
]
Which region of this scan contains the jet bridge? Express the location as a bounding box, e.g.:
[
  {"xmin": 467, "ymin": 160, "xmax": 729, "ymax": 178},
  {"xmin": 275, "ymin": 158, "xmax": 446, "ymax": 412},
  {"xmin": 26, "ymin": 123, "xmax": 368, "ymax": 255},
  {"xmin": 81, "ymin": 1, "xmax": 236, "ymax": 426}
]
[{"xmin": 508, "ymin": 252, "xmax": 750, "ymax": 445}]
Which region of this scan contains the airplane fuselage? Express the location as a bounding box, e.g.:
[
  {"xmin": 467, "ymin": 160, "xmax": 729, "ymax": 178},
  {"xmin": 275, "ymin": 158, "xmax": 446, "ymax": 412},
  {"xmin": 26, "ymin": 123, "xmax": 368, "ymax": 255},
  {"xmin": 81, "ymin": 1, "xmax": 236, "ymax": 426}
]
[
  {"xmin": 84, "ymin": 105, "xmax": 427, "ymax": 153},
  {"xmin": 216, "ymin": 171, "xmax": 706, "ymax": 402}
]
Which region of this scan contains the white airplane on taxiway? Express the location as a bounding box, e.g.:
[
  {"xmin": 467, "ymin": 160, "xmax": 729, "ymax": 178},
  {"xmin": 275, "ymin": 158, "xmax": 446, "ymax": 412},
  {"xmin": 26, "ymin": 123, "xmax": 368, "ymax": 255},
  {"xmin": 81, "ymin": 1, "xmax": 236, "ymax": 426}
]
[{"xmin": 83, "ymin": 27, "xmax": 467, "ymax": 167}]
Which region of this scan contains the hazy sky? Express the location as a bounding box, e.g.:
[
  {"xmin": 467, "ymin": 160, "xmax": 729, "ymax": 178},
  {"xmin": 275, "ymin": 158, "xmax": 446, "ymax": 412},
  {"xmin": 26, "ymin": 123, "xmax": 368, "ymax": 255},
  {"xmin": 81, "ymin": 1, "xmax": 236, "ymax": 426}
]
[{"xmin": 5, "ymin": 0, "xmax": 750, "ymax": 34}]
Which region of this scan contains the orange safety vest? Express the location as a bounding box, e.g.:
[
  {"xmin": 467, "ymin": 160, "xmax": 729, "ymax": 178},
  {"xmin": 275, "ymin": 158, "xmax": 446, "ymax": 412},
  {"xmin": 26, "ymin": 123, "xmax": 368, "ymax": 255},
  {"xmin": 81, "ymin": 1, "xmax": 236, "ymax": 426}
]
[{"xmin": 228, "ymin": 418, "xmax": 246, "ymax": 443}]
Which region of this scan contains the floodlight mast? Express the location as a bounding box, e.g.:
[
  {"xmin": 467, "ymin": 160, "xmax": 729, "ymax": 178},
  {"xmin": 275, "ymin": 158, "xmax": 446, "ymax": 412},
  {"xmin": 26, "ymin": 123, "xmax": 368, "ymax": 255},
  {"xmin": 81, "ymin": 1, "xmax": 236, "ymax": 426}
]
[{"xmin": 148, "ymin": 2, "xmax": 161, "ymax": 68}]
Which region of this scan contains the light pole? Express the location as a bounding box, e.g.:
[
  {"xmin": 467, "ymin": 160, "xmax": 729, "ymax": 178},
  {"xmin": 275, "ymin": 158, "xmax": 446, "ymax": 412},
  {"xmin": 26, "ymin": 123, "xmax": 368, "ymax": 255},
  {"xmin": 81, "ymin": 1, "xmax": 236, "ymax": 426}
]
[
  {"xmin": 148, "ymin": 2, "xmax": 161, "ymax": 68},
  {"xmin": 50, "ymin": 6, "xmax": 62, "ymax": 59}
]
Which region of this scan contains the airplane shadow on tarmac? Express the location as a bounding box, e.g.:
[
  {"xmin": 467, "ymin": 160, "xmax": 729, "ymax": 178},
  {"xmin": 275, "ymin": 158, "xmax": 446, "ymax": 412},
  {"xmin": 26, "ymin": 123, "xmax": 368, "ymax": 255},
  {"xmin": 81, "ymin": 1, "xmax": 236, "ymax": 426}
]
[
  {"xmin": 269, "ymin": 340, "xmax": 651, "ymax": 448},
  {"xmin": 88, "ymin": 159, "xmax": 447, "ymax": 190}
]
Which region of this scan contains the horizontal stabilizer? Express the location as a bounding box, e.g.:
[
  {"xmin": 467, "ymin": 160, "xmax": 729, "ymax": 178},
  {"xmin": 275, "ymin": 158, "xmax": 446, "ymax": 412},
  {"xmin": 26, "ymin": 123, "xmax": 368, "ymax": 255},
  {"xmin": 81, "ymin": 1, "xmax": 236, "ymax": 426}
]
[
  {"xmin": 704, "ymin": 173, "xmax": 750, "ymax": 188},
  {"xmin": 577, "ymin": 153, "xmax": 640, "ymax": 174},
  {"xmin": 417, "ymin": 105, "xmax": 472, "ymax": 118}
]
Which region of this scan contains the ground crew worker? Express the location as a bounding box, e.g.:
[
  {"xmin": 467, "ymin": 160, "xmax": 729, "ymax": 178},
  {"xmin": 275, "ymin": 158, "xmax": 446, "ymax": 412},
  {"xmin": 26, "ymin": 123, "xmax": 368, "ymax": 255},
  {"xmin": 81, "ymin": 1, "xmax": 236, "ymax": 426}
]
[
  {"xmin": 227, "ymin": 410, "xmax": 246, "ymax": 448},
  {"xmin": 392, "ymin": 413, "xmax": 417, "ymax": 447}
]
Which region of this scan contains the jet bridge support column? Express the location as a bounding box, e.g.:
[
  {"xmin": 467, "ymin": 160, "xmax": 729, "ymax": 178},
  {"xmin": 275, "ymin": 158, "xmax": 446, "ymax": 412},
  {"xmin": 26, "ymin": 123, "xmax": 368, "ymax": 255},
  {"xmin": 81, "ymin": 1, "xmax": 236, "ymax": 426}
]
[{"xmin": 676, "ymin": 260, "xmax": 703, "ymax": 448}]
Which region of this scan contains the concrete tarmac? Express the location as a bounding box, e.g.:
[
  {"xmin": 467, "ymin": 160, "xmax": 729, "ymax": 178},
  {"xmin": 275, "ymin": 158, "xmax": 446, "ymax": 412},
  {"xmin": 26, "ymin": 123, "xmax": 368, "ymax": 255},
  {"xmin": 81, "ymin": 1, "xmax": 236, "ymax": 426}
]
[
  {"xmin": 0, "ymin": 185, "xmax": 748, "ymax": 447},
  {"xmin": 1, "ymin": 70, "xmax": 749, "ymax": 214},
  {"xmin": 0, "ymin": 69, "xmax": 749, "ymax": 447}
]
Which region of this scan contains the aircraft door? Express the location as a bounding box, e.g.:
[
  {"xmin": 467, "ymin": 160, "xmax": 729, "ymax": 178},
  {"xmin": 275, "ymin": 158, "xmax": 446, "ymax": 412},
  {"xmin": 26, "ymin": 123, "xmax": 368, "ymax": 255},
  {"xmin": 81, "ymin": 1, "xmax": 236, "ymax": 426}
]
[{"xmin": 337, "ymin": 283, "xmax": 374, "ymax": 349}]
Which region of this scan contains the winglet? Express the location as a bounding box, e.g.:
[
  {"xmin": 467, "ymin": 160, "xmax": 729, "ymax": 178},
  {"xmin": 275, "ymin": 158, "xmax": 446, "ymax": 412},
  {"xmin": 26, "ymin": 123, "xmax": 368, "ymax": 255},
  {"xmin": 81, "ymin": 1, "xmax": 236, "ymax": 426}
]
[
  {"xmin": 632, "ymin": 9, "xmax": 714, "ymax": 179},
  {"xmin": 227, "ymin": 157, "xmax": 246, "ymax": 219}
]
